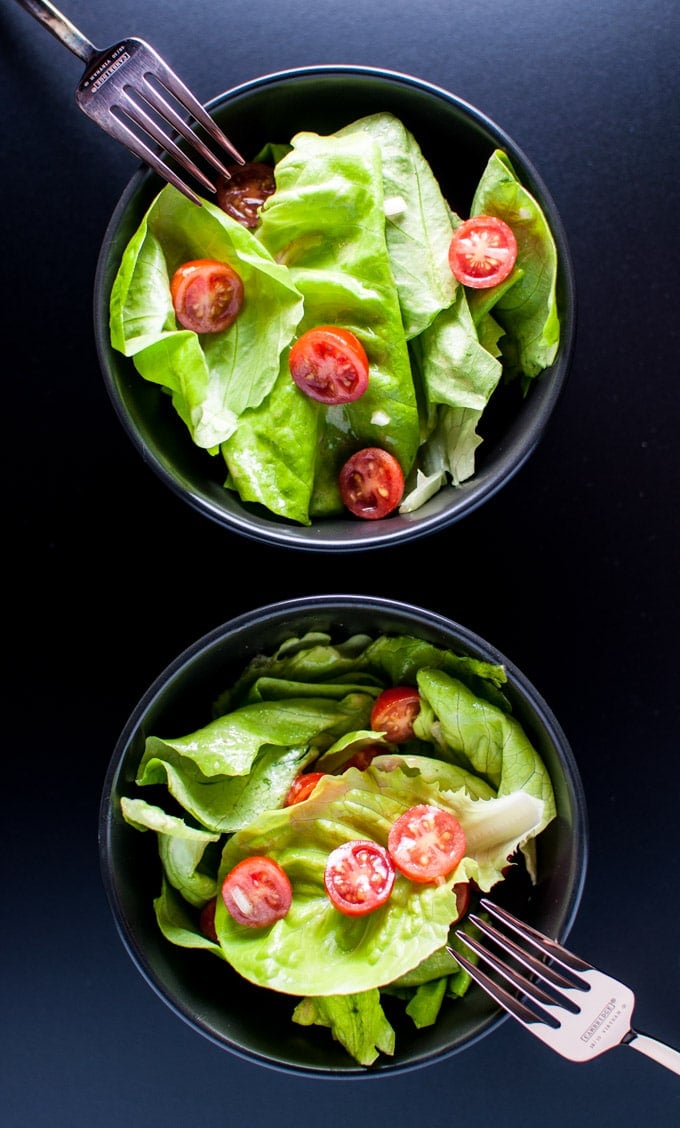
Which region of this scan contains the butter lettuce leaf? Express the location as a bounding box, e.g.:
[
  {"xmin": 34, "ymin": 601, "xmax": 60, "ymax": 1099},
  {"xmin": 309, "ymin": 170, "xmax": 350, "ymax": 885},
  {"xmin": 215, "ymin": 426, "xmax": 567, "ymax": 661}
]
[
  {"xmin": 359, "ymin": 633, "xmax": 510, "ymax": 710},
  {"xmin": 404, "ymin": 286, "xmax": 503, "ymax": 488},
  {"xmin": 154, "ymin": 876, "xmax": 224, "ymax": 957},
  {"xmin": 216, "ymin": 358, "xmax": 319, "ymax": 523},
  {"xmin": 109, "ymin": 187, "xmax": 304, "ymax": 449},
  {"xmin": 120, "ymin": 797, "xmax": 220, "ymax": 907},
  {"xmin": 414, "ymin": 288, "xmax": 503, "ymax": 414},
  {"xmin": 216, "ymin": 629, "xmax": 511, "ymax": 719},
  {"xmin": 215, "ymin": 630, "xmax": 377, "ymax": 712},
  {"xmin": 135, "ymin": 693, "xmax": 374, "ymax": 832},
  {"xmin": 212, "ymin": 764, "xmax": 544, "ymax": 995},
  {"xmin": 405, "ymin": 976, "xmax": 448, "ymax": 1028},
  {"xmin": 292, "ymin": 991, "xmax": 395, "ymax": 1066},
  {"xmin": 337, "ymin": 112, "xmax": 458, "ymax": 338},
  {"xmin": 414, "ymin": 667, "xmax": 556, "ymax": 828},
  {"xmin": 223, "ymin": 126, "xmax": 421, "ymax": 520},
  {"xmin": 471, "ymin": 149, "xmax": 560, "ymax": 380}
]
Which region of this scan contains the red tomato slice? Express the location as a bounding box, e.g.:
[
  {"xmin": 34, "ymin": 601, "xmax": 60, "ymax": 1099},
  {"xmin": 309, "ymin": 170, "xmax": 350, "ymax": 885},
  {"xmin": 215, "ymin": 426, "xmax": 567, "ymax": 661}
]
[
  {"xmin": 338, "ymin": 447, "xmax": 404, "ymax": 520},
  {"xmin": 370, "ymin": 686, "xmax": 421, "ymax": 743},
  {"xmin": 199, "ymin": 896, "xmax": 218, "ymax": 942},
  {"xmin": 216, "ymin": 161, "xmax": 276, "ymax": 227},
  {"xmin": 324, "ymin": 840, "xmax": 396, "ymax": 916},
  {"xmin": 340, "ymin": 743, "xmax": 384, "ymax": 771},
  {"xmin": 448, "ymin": 215, "xmax": 518, "ymax": 289},
  {"xmin": 284, "ymin": 771, "xmax": 326, "ymax": 806},
  {"xmin": 221, "ymin": 856, "xmax": 292, "ymax": 928},
  {"xmin": 388, "ymin": 805, "xmax": 467, "ymax": 884},
  {"xmin": 289, "ymin": 326, "xmax": 370, "ymax": 404},
  {"xmin": 170, "ymin": 258, "xmax": 244, "ymax": 334},
  {"xmin": 453, "ymin": 881, "xmax": 470, "ymax": 922}
]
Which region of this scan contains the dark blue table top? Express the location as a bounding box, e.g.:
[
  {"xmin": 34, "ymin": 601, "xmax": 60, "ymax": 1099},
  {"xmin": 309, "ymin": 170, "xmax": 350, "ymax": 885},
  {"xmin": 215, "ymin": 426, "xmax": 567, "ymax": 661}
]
[{"xmin": 3, "ymin": 1, "xmax": 679, "ymax": 1124}]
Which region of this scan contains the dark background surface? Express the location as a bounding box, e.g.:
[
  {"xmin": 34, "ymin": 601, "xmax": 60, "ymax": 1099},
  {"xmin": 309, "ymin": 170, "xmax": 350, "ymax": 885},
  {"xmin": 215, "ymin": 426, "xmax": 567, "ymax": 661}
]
[{"xmin": 3, "ymin": 0, "xmax": 679, "ymax": 1124}]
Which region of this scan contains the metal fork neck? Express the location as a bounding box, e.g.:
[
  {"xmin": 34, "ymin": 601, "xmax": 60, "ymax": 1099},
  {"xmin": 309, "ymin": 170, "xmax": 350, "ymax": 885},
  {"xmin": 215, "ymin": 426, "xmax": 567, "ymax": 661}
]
[
  {"xmin": 626, "ymin": 1030, "xmax": 680, "ymax": 1076},
  {"xmin": 14, "ymin": 0, "xmax": 97, "ymax": 64}
]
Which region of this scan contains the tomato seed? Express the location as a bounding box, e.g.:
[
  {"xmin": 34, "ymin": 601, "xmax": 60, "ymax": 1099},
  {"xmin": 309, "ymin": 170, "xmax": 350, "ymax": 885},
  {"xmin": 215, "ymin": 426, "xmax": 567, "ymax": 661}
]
[{"xmin": 232, "ymin": 886, "xmax": 254, "ymax": 916}]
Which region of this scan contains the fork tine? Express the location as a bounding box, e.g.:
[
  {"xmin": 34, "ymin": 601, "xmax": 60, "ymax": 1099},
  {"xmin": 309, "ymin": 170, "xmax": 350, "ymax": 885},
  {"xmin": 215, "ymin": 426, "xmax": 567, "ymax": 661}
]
[
  {"xmin": 73, "ymin": 37, "xmax": 244, "ymax": 203},
  {"xmin": 480, "ymin": 898, "xmax": 592, "ymax": 975},
  {"xmin": 451, "ymin": 898, "xmax": 594, "ymax": 1032},
  {"xmin": 136, "ymin": 43, "xmax": 244, "ymax": 165},
  {"xmin": 130, "ymin": 77, "xmax": 235, "ymax": 180},
  {"xmin": 449, "ymin": 943, "xmax": 557, "ymax": 1029},
  {"xmin": 113, "ymin": 92, "xmax": 217, "ymax": 193},
  {"xmin": 454, "ymin": 923, "xmax": 574, "ymax": 1011},
  {"xmin": 465, "ymin": 912, "xmax": 584, "ymax": 998},
  {"xmin": 102, "ymin": 107, "xmax": 204, "ymax": 205},
  {"xmin": 147, "ymin": 64, "xmax": 245, "ymax": 164}
]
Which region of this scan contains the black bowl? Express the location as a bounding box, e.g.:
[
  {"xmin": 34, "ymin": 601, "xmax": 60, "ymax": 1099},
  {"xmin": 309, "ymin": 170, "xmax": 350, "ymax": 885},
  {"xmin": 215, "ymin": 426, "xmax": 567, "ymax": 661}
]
[
  {"xmin": 94, "ymin": 65, "xmax": 576, "ymax": 552},
  {"xmin": 99, "ymin": 595, "xmax": 587, "ymax": 1077}
]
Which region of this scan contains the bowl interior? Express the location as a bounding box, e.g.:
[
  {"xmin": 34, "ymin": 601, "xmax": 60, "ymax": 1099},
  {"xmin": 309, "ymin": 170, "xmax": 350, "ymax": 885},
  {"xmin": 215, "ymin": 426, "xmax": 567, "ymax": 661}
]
[
  {"xmin": 99, "ymin": 595, "xmax": 588, "ymax": 1076},
  {"xmin": 94, "ymin": 66, "xmax": 576, "ymax": 552}
]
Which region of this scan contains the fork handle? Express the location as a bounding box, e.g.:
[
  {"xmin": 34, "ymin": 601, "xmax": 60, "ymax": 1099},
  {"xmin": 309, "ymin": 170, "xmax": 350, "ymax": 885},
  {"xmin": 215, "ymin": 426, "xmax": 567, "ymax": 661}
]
[
  {"xmin": 626, "ymin": 1030, "xmax": 680, "ymax": 1076},
  {"xmin": 13, "ymin": 0, "xmax": 97, "ymax": 64}
]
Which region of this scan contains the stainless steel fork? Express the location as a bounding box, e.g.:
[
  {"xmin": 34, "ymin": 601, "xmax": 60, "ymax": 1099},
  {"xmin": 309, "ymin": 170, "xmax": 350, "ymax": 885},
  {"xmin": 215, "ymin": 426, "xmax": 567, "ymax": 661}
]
[
  {"xmin": 452, "ymin": 898, "xmax": 680, "ymax": 1076},
  {"xmin": 13, "ymin": 0, "xmax": 244, "ymax": 204}
]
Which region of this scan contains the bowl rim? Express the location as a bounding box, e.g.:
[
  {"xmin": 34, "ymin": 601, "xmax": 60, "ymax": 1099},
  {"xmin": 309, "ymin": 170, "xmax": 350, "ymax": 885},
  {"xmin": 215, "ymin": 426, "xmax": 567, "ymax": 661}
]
[
  {"xmin": 93, "ymin": 65, "xmax": 577, "ymax": 553},
  {"xmin": 98, "ymin": 593, "xmax": 589, "ymax": 1077}
]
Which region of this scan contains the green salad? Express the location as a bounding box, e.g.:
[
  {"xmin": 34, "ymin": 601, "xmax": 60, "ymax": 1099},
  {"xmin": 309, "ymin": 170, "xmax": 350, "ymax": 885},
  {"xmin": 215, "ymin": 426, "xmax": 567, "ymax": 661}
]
[
  {"xmin": 121, "ymin": 629, "xmax": 556, "ymax": 1067},
  {"xmin": 110, "ymin": 113, "xmax": 561, "ymax": 524}
]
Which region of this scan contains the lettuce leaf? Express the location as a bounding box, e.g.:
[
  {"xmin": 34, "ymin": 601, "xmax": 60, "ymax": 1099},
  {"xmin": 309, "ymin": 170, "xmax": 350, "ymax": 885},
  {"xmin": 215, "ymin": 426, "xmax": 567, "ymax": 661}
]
[
  {"xmin": 153, "ymin": 876, "xmax": 224, "ymax": 957},
  {"xmin": 404, "ymin": 976, "xmax": 448, "ymax": 1027},
  {"xmin": 414, "ymin": 288, "xmax": 502, "ymax": 414},
  {"xmin": 337, "ymin": 113, "xmax": 459, "ymax": 338},
  {"xmin": 109, "ymin": 188, "xmax": 304, "ymax": 450},
  {"xmin": 215, "ymin": 631, "xmax": 377, "ymax": 712},
  {"xmin": 134, "ymin": 692, "xmax": 374, "ymax": 832},
  {"xmin": 414, "ymin": 667, "xmax": 556, "ymax": 838},
  {"xmin": 214, "ymin": 630, "xmax": 511, "ymax": 725},
  {"xmin": 404, "ymin": 286, "xmax": 503, "ymax": 487},
  {"xmin": 358, "ymin": 633, "xmax": 510, "ymax": 710},
  {"xmin": 223, "ymin": 126, "xmax": 421, "ymax": 520},
  {"xmin": 292, "ymin": 990, "xmax": 395, "ymax": 1066},
  {"xmin": 120, "ymin": 797, "xmax": 220, "ymax": 906},
  {"xmin": 211, "ymin": 764, "xmax": 544, "ymax": 996},
  {"xmin": 470, "ymin": 149, "xmax": 560, "ymax": 380}
]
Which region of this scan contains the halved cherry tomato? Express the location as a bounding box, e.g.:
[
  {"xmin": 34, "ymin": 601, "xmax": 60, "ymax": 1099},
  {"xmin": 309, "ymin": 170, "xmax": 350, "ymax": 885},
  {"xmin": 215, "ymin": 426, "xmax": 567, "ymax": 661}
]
[
  {"xmin": 338, "ymin": 447, "xmax": 404, "ymax": 520},
  {"xmin": 170, "ymin": 258, "xmax": 244, "ymax": 334},
  {"xmin": 284, "ymin": 771, "xmax": 326, "ymax": 806},
  {"xmin": 199, "ymin": 896, "xmax": 218, "ymax": 942},
  {"xmin": 448, "ymin": 215, "xmax": 518, "ymax": 289},
  {"xmin": 216, "ymin": 161, "xmax": 276, "ymax": 227},
  {"xmin": 221, "ymin": 855, "xmax": 292, "ymax": 928},
  {"xmin": 340, "ymin": 743, "xmax": 383, "ymax": 771},
  {"xmin": 453, "ymin": 881, "xmax": 470, "ymax": 921},
  {"xmin": 388, "ymin": 804, "xmax": 467, "ymax": 883},
  {"xmin": 370, "ymin": 686, "xmax": 421, "ymax": 743},
  {"xmin": 289, "ymin": 326, "xmax": 370, "ymax": 405},
  {"xmin": 324, "ymin": 840, "xmax": 396, "ymax": 916}
]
